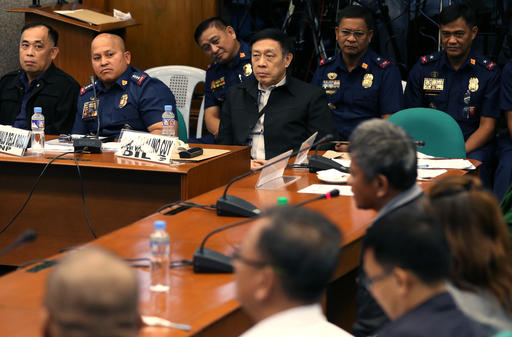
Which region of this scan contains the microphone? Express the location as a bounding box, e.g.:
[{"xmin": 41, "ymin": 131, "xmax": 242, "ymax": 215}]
[
  {"xmin": 308, "ymin": 139, "xmax": 349, "ymax": 173},
  {"xmin": 0, "ymin": 230, "xmax": 37, "ymax": 256},
  {"xmin": 73, "ymin": 76, "xmax": 102, "ymax": 153},
  {"xmin": 216, "ymin": 134, "xmax": 334, "ymax": 218},
  {"xmin": 194, "ymin": 189, "xmax": 341, "ymax": 273}
]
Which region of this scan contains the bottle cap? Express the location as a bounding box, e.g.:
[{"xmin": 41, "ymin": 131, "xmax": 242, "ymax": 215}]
[
  {"xmin": 277, "ymin": 197, "xmax": 288, "ymax": 205},
  {"xmin": 34, "ymin": 107, "xmax": 42, "ymax": 113},
  {"xmin": 164, "ymin": 105, "xmax": 172, "ymax": 111},
  {"xmin": 154, "ymin": 220, "xmax": 166, "ymax": 230}
]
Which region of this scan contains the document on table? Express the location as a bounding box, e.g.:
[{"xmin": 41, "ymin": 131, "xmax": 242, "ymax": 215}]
[
  {"xmin": 298, "ymin": 184, "xmax": 353, "ymax": 196},
  {"xmin": 417, "ymin": 158, "xmax": 475, "ymax": 170}
]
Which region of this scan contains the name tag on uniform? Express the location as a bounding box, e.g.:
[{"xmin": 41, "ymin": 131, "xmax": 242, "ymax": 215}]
[{"xmin": 423, "ymin": 78, "xmax": 444, "ymax": 91}]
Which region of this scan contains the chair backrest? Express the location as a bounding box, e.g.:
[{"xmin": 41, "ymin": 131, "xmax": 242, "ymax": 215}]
[
  {"xmin": 145, "ymin": 66, "xmax": 206, "ymax": 138},
  {"xmin": 493, "ymin": 332, "xmax": 512, "ymax": 337},
  {"xmin": 387, "ymin": 107, "xmax": 466, "ymax": 158}
]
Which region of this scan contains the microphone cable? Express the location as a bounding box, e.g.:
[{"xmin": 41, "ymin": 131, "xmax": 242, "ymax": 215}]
[
  {"xmin": 0, "ymin": 151, "xmax": 83, "ymax": 235},
  {"xmin": 72, "ymin": 154, "xmax": 97, "ymax": 238}
]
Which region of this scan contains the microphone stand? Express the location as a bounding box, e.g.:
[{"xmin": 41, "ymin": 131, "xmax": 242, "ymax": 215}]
[
  {"xmin": 194, "ymin": 189, "xmax": 340, "ymax": 273},
  {"xmin": 216, "ymin": 134, "xmax": 334, "ymax": 218},
  {"xmin": 73, "ymin": 76, "xmax": 102, "ymax": 153}
]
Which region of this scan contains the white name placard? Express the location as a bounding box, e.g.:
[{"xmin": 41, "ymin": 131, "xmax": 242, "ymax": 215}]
[
  {"xmin": 0, "ymin": 125, "xmax": 31, "ymax": 156},
  {"xmin": 115, "ymin": 130, "xmax": 177, "ymax": 164}
]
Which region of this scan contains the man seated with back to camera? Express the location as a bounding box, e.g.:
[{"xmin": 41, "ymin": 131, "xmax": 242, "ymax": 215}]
[
  {"xmin": 43, "ymin": 247, "xmax": 141, "ymax": 337},
  {"xmin": 0, "ymin": 22, "xmax": 79, "ymax": 134},
  {"xmin": 346, "ymin": 119, "xmax": 424, "ymax": 337},
  {"xmin": 233, "ymin": 206, "xmax": 353, "ymax": 337},
  {"xmin": 194, "ymin": 17, "xmax": 254, "ymax": 141},
  {"xmin": 217, "ymin": 28, "xmax": 335, "ymax": 170},
  {"xmin": 362, "ymin": 207, "xmax": 492, "ymax": 337},
  {"xmin": 72, "ymin": 33, "xmax": 177, "ymax": 138}
]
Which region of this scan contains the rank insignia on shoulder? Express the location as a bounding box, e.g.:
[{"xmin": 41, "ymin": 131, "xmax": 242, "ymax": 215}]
[
  {"xmin": 119, "ymin": 94, "xmax": 128, "ymax": 108},
  {"xmin": 319, "ymin": 56, "xmax": 334, "ymax": 66},
  {"xmin": 379, "ymin": 60, "xmax": 390, "ymax": 68},
  {"xmin": 80, "ymin": 83, "xmax": 93, "ymax": 96},
  {"xmin": 131, "ymin": 74, "xmax": 147, "ymax": 86},
  {"xmin": 420, "ymin": 53, "xmax": 437, "ymax": 64},
  {"xmin": 486, "ymin": 62, "xmax": 496, "ymax": 70}
]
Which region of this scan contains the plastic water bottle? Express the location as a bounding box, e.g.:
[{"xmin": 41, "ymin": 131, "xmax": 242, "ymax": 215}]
[
  {"xmin": 31, "ymin": 107, "xmax": 45, "ymax": 154},
  {"xmin": 161, "ymin": 105, "xmax": 176, "ymax": 137},
  {"xmin": 150, "ymin": 220, "xmax": 170, "ymax": 292}
]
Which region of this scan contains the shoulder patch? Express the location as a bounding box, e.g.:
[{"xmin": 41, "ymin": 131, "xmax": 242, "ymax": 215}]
[
  {"xmin": 207, "ymin": 63, "xmax": 211, "ymax": 70},
  {"xmin": 371, "ymin": 55, "xmax": 391, "ymax": 68},
  {"xmin": 319, "ymin": 56, "xmax": 335, "ymax": 67},
  {"xmin": 478, "ymin": 57, "xmax": 497, "ymax": 71},
  {"xmin": 80, "ymin": 83, "xmax": 94, "ymax": 96},
  {"xmin": 419, "ymin": 53, "xmax": 439, "ymax": 65},
  {"xmin": 131, "ymin": 73, "xmax": 148, "ymax": 86}
]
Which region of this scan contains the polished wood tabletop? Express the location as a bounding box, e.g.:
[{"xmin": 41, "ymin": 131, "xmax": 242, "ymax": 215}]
[
  {"xmin": 0, "ymin": 144, "xmax": 250, "ymax": 265},
  {"xmin": 0, "ymin": 163, "xmax": 472, "ymax": 337}
]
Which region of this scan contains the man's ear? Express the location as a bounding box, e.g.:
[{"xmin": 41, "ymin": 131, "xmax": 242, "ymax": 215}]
[
  {"xmin": 50, "ymin": 46, "xmax": 59, "ymax": 61},
  {"xmin": 254, "ymin": 267, "xmax": 277, "ymax": 302},
  {"xmin": 393, "ymin": 268, "xmax": 414, "ymax": 297},
  {"xmin": 374, "ymin": 174, "xmax": 390, "ymax": 199},
  {"xmin": 284, "ymin": 52, "xmax": 293, "ymax": 68},
  {"xmin": 124, "ymin": 51, "xmax": 131, "ymax": 65}
]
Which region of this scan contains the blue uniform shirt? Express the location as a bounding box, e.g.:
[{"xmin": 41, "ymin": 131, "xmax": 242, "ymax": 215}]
[
  {"xmin": 204, "ymin": 41, "xmax": 254, "ymax": 109},
  {"xmin": 311, "ymin": 49, "xmax": 404, "ymax": 140},
  {"xmin": 404, "ymin": 50, "xmax": 500, "ymax": 140},
  {"xmin": 72, "ymin": 66, "xmax": 175, "ymax": 138}
]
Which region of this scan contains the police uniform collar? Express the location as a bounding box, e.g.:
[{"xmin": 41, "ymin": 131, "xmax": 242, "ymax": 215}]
[
  {"xmin": 230, "ymin": 40, "xmax": 251, "ymax": 68},
  {"xmin": 336, "ymin": 48, "xmax": 372, "ymax": 71},
  {"xmin": 115, "ymin": 66, "xmax": 135, "ymax": 89},
  {"xmin": 441, "ymin": 49, "xmax": 477, "ymax": 71}
]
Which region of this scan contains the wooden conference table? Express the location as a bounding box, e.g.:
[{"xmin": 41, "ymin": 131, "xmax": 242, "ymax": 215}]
[
  {"xmin": 0, "ymin": 145, "xmax": 250, "ymax": 265},
  {"xmin": 0, "ymin": 164, "xmax": 472, "ymax": 337}
]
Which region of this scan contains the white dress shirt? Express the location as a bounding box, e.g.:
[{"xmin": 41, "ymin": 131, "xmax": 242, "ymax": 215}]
[
  {"xmin": 239, "ymin": 304, "xmax": 353, "ymax": 337},
  {"xmin": 250, "ymin": 76, "xmax": 287, "ymax": 160}
]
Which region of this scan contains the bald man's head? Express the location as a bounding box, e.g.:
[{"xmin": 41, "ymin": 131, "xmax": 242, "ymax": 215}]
[
  {"xmin": 44, "ymin": 247, "xmax": 140, "ymax": 337},
  {"xmin": 91, "ymin": 33, "xmax": 131, "ymax": 88}
]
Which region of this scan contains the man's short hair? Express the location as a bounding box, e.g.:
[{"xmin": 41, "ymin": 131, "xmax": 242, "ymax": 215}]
[
  {"xmin": 21, "ymin": 22, "xmax": 59, "ymax": 47},
  {"xmin": 349, "ymin": 119, "xmax": 417, "ymax": 191},
  {"xmin": 257, "ymin": 206, "xmax": 342, "ymax": 303},
  {"xmin": 44, "ymin": 247, "xmax": 139, "ymax": 337},
  {"xmin": 338, "ymin": 5, "xmax": 375, "ymax": 30},
  {"xmin": 439, "ymin": 3, "xmax": 476, "ymax": 28},
  {"xmin": 363, "ymin": 207, "xmax": 451, "ymax": 284},
  {"xmin": 194, "ymin": 17, "xmax": 229, "ymax": 44},
  {"xmin": 250, "ymin": 28, "xmax": 292, "ymax": 56}
]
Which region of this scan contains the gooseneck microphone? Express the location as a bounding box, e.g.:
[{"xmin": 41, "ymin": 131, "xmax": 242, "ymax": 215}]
[
  {"xmin": 73, "ymin": 76, "xmax": 102, "ymax": 153},
  {"xmin": 0, "ymin": 230, "xmax": 37, "ymax": 257},
  {"xmin": 216, "ymin": 134, "xmax": 334, "ymax": 218},
  {"xmin": 194, "ymin": 189, "xmax": 340, "ymax": 273}
]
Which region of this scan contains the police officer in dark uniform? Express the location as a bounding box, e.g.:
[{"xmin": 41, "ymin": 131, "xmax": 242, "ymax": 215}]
[
  {"xmin": 404, "ymin": 4, "xmax": 500, "ymax": 187},
  {"xmin": 494, "ymin": 61, "xmax": 512, "ymax": 200},
  {"xmin": 194, "ymin": 17, "xmax": 254, "ymax": 139},
  {"xmin": 0, "ymin": 23, "xmax": 79, "ymax": 134},
  {"xmin": 311, "ymin": 5, "xmax": 403, "ymax": 141},
  {"xmin": 72, "ymin": 33, "xmax": 175, "ymax": 138}
]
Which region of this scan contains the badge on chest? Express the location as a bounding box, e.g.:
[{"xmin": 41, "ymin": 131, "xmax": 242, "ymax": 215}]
[{"xmin": 82, "ymin": 99, "xmax": 98, "ymax": 120}]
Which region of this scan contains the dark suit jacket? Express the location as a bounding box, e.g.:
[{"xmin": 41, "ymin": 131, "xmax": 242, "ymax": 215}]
[
  {"xmin": 0, "ymin": 63, "xmax": 80, "ymax": 135},
  {"xmin": 217, "ymin": 76, "xmax": 335, "ymax": 159}
]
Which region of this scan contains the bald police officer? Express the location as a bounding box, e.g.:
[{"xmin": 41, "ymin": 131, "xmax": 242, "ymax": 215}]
[{"xmin": 72, "ymin": 33, "xmax": 176, "ymax": 138}]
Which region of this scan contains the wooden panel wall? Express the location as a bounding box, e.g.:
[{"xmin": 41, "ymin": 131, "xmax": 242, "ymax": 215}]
[{"xmin": 83, "ymin": 0, "xmax": 216, "ymax": 71}]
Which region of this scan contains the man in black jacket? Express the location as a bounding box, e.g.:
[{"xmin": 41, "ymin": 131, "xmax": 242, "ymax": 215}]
[
  {"xmin": 0, "ymin": 22, "xmax": 79, "ymax": 135},
  {"xmin": 217, "ymin": 28, "xmax": 334, "ymax": 169}
]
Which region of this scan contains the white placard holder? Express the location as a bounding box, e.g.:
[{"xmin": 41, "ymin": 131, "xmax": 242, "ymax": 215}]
[
  {"xmin": 115, "ymin": 129, "xmax": 178, "ymax": 164},
  {"xmin": 255, "ymin": 149, "xmax": 300, "ymax": 190},
  {"xmin": 0, "ymin": 125, "xmax": 31, "ymax": 156},
  {"xmin": 293, "ymin": 131, "xmax": 318, "ymax": 166}
]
